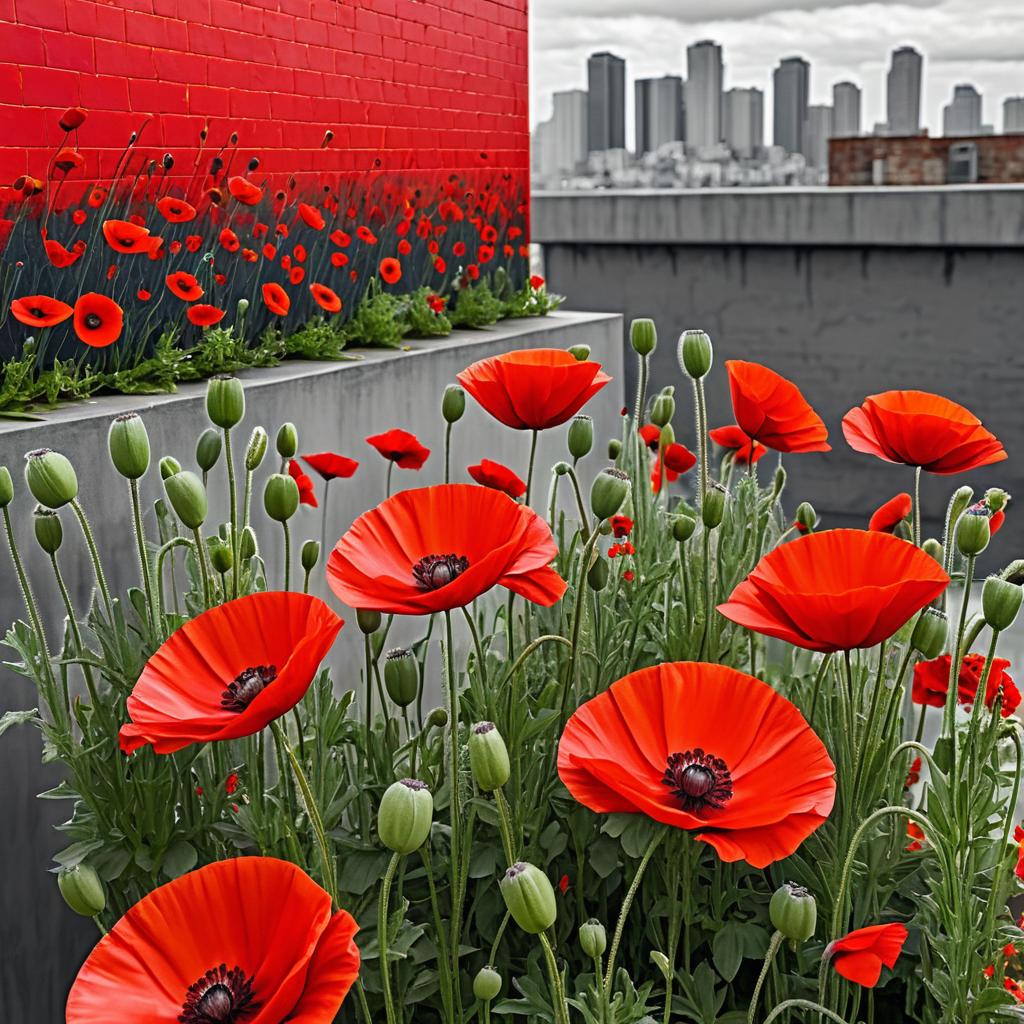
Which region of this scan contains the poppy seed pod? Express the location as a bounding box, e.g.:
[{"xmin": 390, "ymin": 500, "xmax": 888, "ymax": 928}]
[
  {"xmin": 673, "ymin": 513, "xmax": 697, "ymax": 543},
  {"xmin": 630, "ymin": 318, "xmax": 657, "ymax": 357},
  {"xmin": 264, "ymin": 473, "xmax": 299, "ymax": 522},
  {"xmin": 378, "ymin": 778, "xmax": 433, "ymax": 854},
  {"xmin": 210, "ymin": 540, "xmax": 233, "ymax": 575},
  {"xmin": 159, "ymin": 456, "xmax": 181, "ymax": 480},
  {"xmin": 357, "ymin": 608, "xmax": 382, "ymax": 634},
  {"xmin": 500, "ymin": 862, "xmax": 557, "ymax": 934},
  {"xmin": 650, "ymin": 389, "xmax": 675, "ymax": 428},
  {"xmin": 384, "ymin": 648, "xmax": 419, "ymax": 707},
  {"xmin": 769, "ymin": 882, "xmax": 816, "ymax": 943},
  {"xmin": 702, "ymin": 483, "xmax": 727, "ymax": 529},
  {"xmin": 911, "ymin": 608, "xmax": 948, "ymax": 659},
  {"xmin": 301, "ymin": 539, "xmax": 320, "ymax": 572},
  {"xmin": 587, "ymin": 555, "xmax": 609, "ymax": 591},
  {"xmin": 108, "ymin": 413, "xmax": 150, "ymax": 479},
  {"xmin": 795, "ymin": 502, "xmax": 817, "ymax": 533},
  {"xmin": 469, "ymin": 721, "xmax": 511, "ymax": 792},
  {"xmin": 0, "ymin": 467, "xmax": 13, "ymax": 508},
  {"xmin": 568, "ymin": 344, "xmax": 591, "ymax": 362},
  {"xmin": 957, "ymin": 506, "xmax": 990, "ymax": 557},
  {"xmin": 164, "ymin": 471, "xmax": 208, "ymax": 529},
  {"xmin": 983, "ymin": 576, "xmax": 1023, "ymax": 632},
  {"xmin": 591, "ymin": 468, "xmax": 631, "ymax": 521},
  {"xmin": 473, "ymin": 966, "xmax": 502, "ymax": 1003},
  {"xmin": 579, "ymin": 918, "xmax": 607, "ymax": 958},
  {"xmin": 58, "ymin": 863, "xmax": 105, "ymax": 917},
  {"xmin": 33, "ymin": 506, "xmax": 63, "ymax": 554},
  {"xmin": 568, "ymin": 414, "xmax": 594, "ymax": 460},
  {"xmin": 24, "ymin": 449, "xmax": 78, "ymax": 509},
  {"xmin": 276, "ymin": 422, "xmax": 298, "ymax": 460},
  {"xmin": 195, "ymin": 428, "xmax": 222, "ymax": 473},
  {"xmin": 442, "ymin": 383, "xmax": 466, "ymax": 424},
  {"xmin": 239, "ymin": 525, "xmax": 258, "ymax": 561},
  {"xmin": 206, "ymin": 374, "xmax": 245, "ymax": 429},
  {"xmin": 245, "ymin": 426, "xmax": 268, "ymax": 471},
  {"xmin": 922, "ymin": 538, "xmax": 943, "ymax": 564},
  {"xmin": 608, "ymin": 439, "xmax": 622, "ymax": 459},
  {"xmin": 679, "ymin": 329, "xmax": 713, "ymax": 380}
]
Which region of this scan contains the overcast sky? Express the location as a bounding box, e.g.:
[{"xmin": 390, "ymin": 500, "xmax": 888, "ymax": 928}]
[{"xmin": 530, "ymin": 0, "xmax": 1024, "ymax": 137}]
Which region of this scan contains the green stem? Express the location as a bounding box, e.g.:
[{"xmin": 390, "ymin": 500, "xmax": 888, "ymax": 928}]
[
  {"xmin": 282, "ymin": 520, "xmax": 291, "ymax": 591},
  {"xmin": 378, "ymin": 851, "xmax": 402, "ymax": 1024},
  {"xmin": 443, "ymin": 609, "xmax": 464, "ymax": 1014},
  {"xmin": 129, "ymin": 478, "xmax": 156, "ymax": 630},
  {"xmin": 807, "ymin": 652, "xmax": 834, "ymax": 727},
  {"xmin": 943, "ymin": 557, "xmax": 976, "ymax": 787},
  {"xmin": 445, "ymin": 422, "xmax": 453, "ymax": 484},
  {"xmin": 983, "ymin": 727, "xmax": 1023, "ymax": 948},
  {"xmin": 749, "ymin": 931, "xmax": 784, "ymax": 1024},
  {"xmin": 192, "ymin": 528, "xmax": 213, "ymax": 608},
  {"xmin": 693, "ymin": 377, "xmax": 709, "ymax": 506},
  {"xmin": 223, "ymin": 427, "xmax": 239, "ymax": 597},
  {"xmin": 565, "ymin": 466, "xmax": 591, "ymax": 540},
  {"xmin": 764, "ymin": 1000, "xmax": 850, "ymax": 1024},
  {"xmin": 913, "ymin": 465, "xmax": 922, "ymax": 547},
  {"xmin": 51, "ymin": 554, "xmax": 99, "ymax": 708},
  {"xmin": 71, "ymin": 499, "xmax": 112, "ymax": 617},
  {"xmin": 539, "ymin": 932, "xmax": 570, "ymax": 1024},
  {"xmin": 155, "ymin": 536, "xmax": 192, "ymax": 628},
  {"xmin": 493, "ymin": 787, "xmax": 517, "ymax": 865},
  {"xmin": 524, "ymin": 429, "xmax": 539, "ymax": 507},
  {"xmin": 386, "ymin": 460, "xmax": 394, "ymax": 499}
]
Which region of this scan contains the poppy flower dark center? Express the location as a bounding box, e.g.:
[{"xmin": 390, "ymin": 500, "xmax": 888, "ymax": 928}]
[
  {"xmin": 30, "ymin": 307, "xmax": 45, "ymax": 319},
  {"xmin": 84, "ymin": 313, "xmax": 102, "ymax": 329},
  {"xmin": 663, "ymin": 748, "xmax": 733, "ymax": 813},
  {"xmin": 221, "ymin": 665, "xmax": 277, "ymax": 713},
  {"xmin": 180, "ymin": 963, "xmax": 258, "ymax": 1023},
  {"xmin": 413, "ymin": 553, "xmax": 470, "ymax": 590}
]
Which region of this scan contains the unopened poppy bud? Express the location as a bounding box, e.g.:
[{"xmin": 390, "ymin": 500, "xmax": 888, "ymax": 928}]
[
  {"xmin": 239, "ymin": 526, "xmax": 258, "ymax": 560},
  {"xmin": 650, "ymin": 388, "xmax": 675, "ymax": 428},
  {"xmin": 426, "ymin": 706, "xmax": 448, "ymax": 729},
  {"xmin": 206, "ymin": 374, "xmax": 245, "ymax": 429},
  {"xmin": 911, "ymin": 608, "xmax": 948, "ymax": 659},
  {"xmin": 33, "ymin": 506, "xmax": 63, "ymax": 554},
  {"xmin": 58, "ymin": 864, "xmax": 106, "ymax": 917},
  {"xmin": 659, "ymin": 423, "xmax": 675, "ymax": 448},
  {"xmin": 244, "ymin": 427, "xmax": 268, "ymax": 471},
  {"xmin": 237, "ymin": 298, "xmax": 249, "ymax": 317},
  {"xmin": 769, "ymin": 882, "xmax": 816, "ymax": 943},
  {"xmin": 159, "ymin": 456, "xmax": 181, "ymax": 480},
  {"xmin": 773, "ymin": 464, "xmax": 787, "ymax": 498},
  {"xmin": 195, "ymin": 427, "xmax": 222, "ymax": 474},
  {"xmin": 568, "ymin": 414, "xmax": 593, "ymax": 459},
  {"xmin": 553, "ymin": 461, "xmax": 571, "ymax": 476},
  {"xmin": 922, "ymin": 538, "xmax": 943, "ymax": 563},
  {"xmin": 587, "ymin": 556, "xmax": 609, "ymax": 591},
  {"xmin": 983, "ymin": 576, "xmax": 1023, "ymax": 632},
  {"xmin": 702, "ymin": 483, "xmax": 727, "ymax": 529},
  {"xmin": 607, "ymin": 439, "xmax": 622, "ymax": 459},
  {"xmin": 276, "ymin": 422, "xmax": 298, "ymax": 460},
  {"xmin": 469, "ymin": 721, "xmax": 510, "ymax": 792},
  {"xmin": 679, "ymin": 329, "xmax": 712, "ymax": 380},
  {"xmin": 579, "ymin": 918, "xmax": 607, "ymax": 958},
  {"xmin": 378, "ymin": 778, "xmax": 433, "ymax": 854},
  {"xmin": 0, "ymin": 467, "xmax": 13, "ymax": 508},
  {"xmin": 301, "ymin": 539, "xmax": 320, "ymax": 572},
  {"xmin": 108, "ymin": 412, "xmax": 150, "ymax": 479},
  {"xmin": 795, "ymin": 502, "xmax": 817, "ymax": 533},
  {"xmin": 986, "ymin": 488, "xmax": 1011, "ymax": 513},
  {"xmin": 24, "ymin": 449, "xmax": 78, "ymax": 509},
  {"xmin": 500, "ymin": 862, "xmax": 557, "ymax": 934},
  {"xmin": 442, "ymin": 383, "xmax": 466, "ymax": 424},
  {"xmin": 673, "ymin": 513, "xmax": 697, "ymax": 543},
  {"xmin": 591, "ymin": 468, "xmax": 631, "ymax": 521},
  {"xmin": 568, "ymin": 344, "xmax": 591, "ymax": 362},
  {"xmin": 473, "ymin": 966, "xmax": 502, "ymax": 1003},
  {"xmin": 210, "ymin": 540, "xmax": 233, "ymax": 575},
  {"xmin": 263, "ymin": 473, "xmax": 299, "ymax": 522},
  {"xmin": 949, "ymin": 485, "xmax": 974, "ymax": 527},
  {"xmin": 357, "ymin": 608, "xmax": 382, "ymax": 634},
  {"xmin": 957, "ymin": 504, "xmax": 990, "ymax": 556},
  {"xmin": 1002, "ymin": 560, "xmax": 1024, "ymax": 586},
  {"xmin": 384, "ymin": 648, "xmax": 419, "ymax": 706},
  {"xmin": 164, "ymin": 470, "xmax": 208, "ymax": 529},
  {"xmin": 630, "ymin": 318, "xmax": 657, "ymax": 357}
]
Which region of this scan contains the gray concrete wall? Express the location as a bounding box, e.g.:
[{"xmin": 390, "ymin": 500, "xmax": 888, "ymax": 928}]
[
  {"xmin": 535, "ymin": 188, "xmax": 1024, "ymax": 547},
  {"xmin": 0, "ymin": 310, "xmax": 624, "ymax": 1021}
]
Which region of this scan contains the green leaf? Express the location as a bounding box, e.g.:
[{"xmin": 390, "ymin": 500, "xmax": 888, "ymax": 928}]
[
  {"xmin": 0, "ymin": 707, "xmax": 41, "ymax": 737},
  {"xmin": 161, "ymin": 840, "xmax": 199, "ymax": 879}
]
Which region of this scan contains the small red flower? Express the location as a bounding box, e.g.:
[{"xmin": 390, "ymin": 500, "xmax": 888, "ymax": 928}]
[
  {"xmin": 651, "ymin": 444, "xmax": 697, "ymax": 493},
  {"xmin": 228, "ymin": 175, "xmax": 263, "ymax": 205},
  {"xmin": 904, "ymin": 756, "xmax": 922, "ymax": 788},
  {"xmin": 137, "ymin": 289, "xmax": 151, "ymax": 302},
  {"xmin": 262, "ymin": 243, "xmax": 277, "ymax": 260},
  {"xmin": 219, "ymin": 228, "xmax": 240, "ymax": 252},
  {"xmin": 331, "ymin": 229, "xmax": 351, "ymax": 247},
  {"xmin": 187, "ymin": 304, "xmax": 226, "ymax": 327},
  {"xmin": 289, "ymin": 459, "xmax": 318, "ymax": 508},
  {"xmin": 558, "ymin": 874, "xmax": 569, "ymax": 894},
  {"xmin": 366, "ymin": 429, "xmax": 430, "ymax": 469},
  {"xmin": 610, "ymin": 515, "xmax": 633, "ymax": 538},
  {"xmin": 54, "ymin": 148, "xmax": 85, "ymax": 174},
  {"xmin": 10, "ymin": 295, "xmax": 73, "ymax": 328},
  {"xmin": 73, "ymin": 293, "xmax": 123, "ymax": 348},
  {"xmin": 331, "ymin": 251, "xmax": 349, "ymax": 268},
  {"xmin": 466, "ymin": 264, "xmax": 480, "ymax": 281},
  {"xmin": 433, "ymin": 256, "xmax": 446, "ymax": 274},
  {"xmin": 1014, "ymin": 825, "xmax": 1024, "ymax": 881},
  {"xmin": 262, "ymin": 282, "xmax": 290, "ymax": 316},
  {"xmin": 379, "ymin": 257, "xmax": 402, "ymax": 285},
  {"xmin": 357, "ymin": 225, "xmax": 377, "ymax": 245},
  {"xmin": 44, "ymin": 238, "xmax": 84, "ymax": 268},
  {"xmin": 481, "ymin": 224, "xmax": 498, "ymax": 244},
  {"xmin": 478, "ymin": 244, "xmax": 494, "ymax": 263},
  {"xmin": 828, "ymin": 923, "xmax": 908, "ymax": 987},
  {"xmin": 102, "ymin": 219, "xmax": 151, "ymax": 254},
  {"xmin": 906, "ymin": 821, "xmax": 925, "ymax": 852},
  {"xmin": 72, "ymin": 209, "xmax": 87, "ymax": 226},
  {"xmin": 301, "ymin": 453, "xmax": 359, "ymax": 481},
  {"xmin": 87, "ymin": 188, "xmax": 106, "ymax": 208},
  {"xmin": 468, "ymin": 458, "xmax": 527, "ymax": 499},
  {"xmin": 276, "ymin": 223, "xmax": 289, "ymax": 238},
  {"xmin": 59, "ymin": 106, "xmax": 87, "ymax": 131},
  {"xmin": 289, "ymin": 265, "xmax": 305, "ymax": 285},
  {"xmin": 185, "ymin": 234, "xmax": 203, "ymax": 252},
  {"xmin": 293, "ymin": 244, "xmax": 307, "ymax": 264},
  {"xmin": 911, "ymin": 653, "xmax": 1021, "ymax": 718},
  {"xmin": 427, "ymin": 294, "xmax": 446, "ymax": 314},
  {"xmin": 310, "ymin": 283, "xmax": 342, "ymax": 313},
  {"xmin": 225, "ymin": 772, "xmax": 239, "ymax": 795},
  {"xmin": 398, "ymin": 239, "xmax": 411, "ymax": 256},
  {"xmin": 298, "ymin": 202, "xmax": 325, "ymax": 230},
  {"xmin": 241, "ymin": 248, "xmax": 258, "ymax": 263},
  {"xmin": 530, "ymin": 275, "xmax": 545, "ymax": 290},
  {"xmin": 709, "ymin": 425, "xmax": 766, "ymax": 465},
  {"xmin": 622, "ymin": 570, "xmax": 635, "ymax": 582},
  {"xmin": 165, "ymin": 271, "xmax": 203, "ymax": 302},
  {"xmin": 453, "ymin": 241, "xmax": 466, "ymax": 257},
  {"xmin": 869, "ymin": 493, "xmax": 913, "ymax": 533},
  {"xmin": 156, "ymin": 196, "xmax": 197, "ymax": 223}
]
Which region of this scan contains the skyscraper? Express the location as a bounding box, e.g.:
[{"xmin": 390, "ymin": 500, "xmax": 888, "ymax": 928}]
[
  {"xmin": 723, "ymin": 87, "xmax": 763, "ymax": 158},
  {"xmin": 635, "ymin": 76, "xmax": 684, "ymax": 155},
  {"xmin": 832, "ymin": 81, "xmax": 861, "ymax": 138},
  {"xmin": 773, "ymin": 57, "xmax": 809, "ymax": 156},
  {"xmin": 1005, "ymin": 97, "xmax": 1024, "ymax": 133},
  {"xmin": 685, "ymin": 40, "xmax": 723, "ymax": 150},
  {"xmin": 803, "ymin": 104, "xmax": 834, "ymax": 172},
  {"xmin": 943, "ymin": 84, "xmax": 982, "ymax": 136},
  {"xmin": 886, "ymin": 46, "xmax": 923, "ymax": 135},
  {"xmin": 586, "ymin": 52, "xmax": 626, "ymax": 153},
  {"xmin": 552, "ymin": 90, "xmax": 588, "ymax": 173}
]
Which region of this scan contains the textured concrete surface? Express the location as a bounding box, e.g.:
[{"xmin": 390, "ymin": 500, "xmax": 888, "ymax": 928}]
[{"xmin": 0, "ymin": 310, "xmax": 624, "ymax": 1021}]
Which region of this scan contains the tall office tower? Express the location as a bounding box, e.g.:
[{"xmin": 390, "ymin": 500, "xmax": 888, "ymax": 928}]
[
  {"xmin": 685, "ymin": 40, "xmax": 723, "ymax": 149},
  {"xmin": 886, "ymin": 46, "xmax": 923, "ymax": 135},
  {"xmin": 942, "ymin": 84, "xmax": 982, "ymax": 135},
  {"xmin": 803, "ymin": 104, "xmax": 834, "ymax": 170},
  {"xmin": 723, "ymin": 87, "xmax": 764, "ymax": 158},
  {"xmin": 1005, "ymin": 97, "xmax": 1024, "ymax": 133},
  {"xmin": 635, "ymin": 76, "xmax": 685, "ymax": 155},
  {"xmin": 550, "ymin": 89, "xmax": 588, "ymax": 173},
  {"xmin": 773, "ymin": 56, "xmax": 809, "ymax": 155},
  {"xmin": 832, "ymin": 81, "xmax": 861, "ymax": 137},
  {"xmin": 586, "ymin": 51, "xmax": 626, "ymax": 153}
]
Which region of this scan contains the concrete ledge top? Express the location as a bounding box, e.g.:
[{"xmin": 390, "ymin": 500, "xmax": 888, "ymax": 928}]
[{"xmin": 532, "ymin": 186, "xmax": 1024, "ymax": 248}]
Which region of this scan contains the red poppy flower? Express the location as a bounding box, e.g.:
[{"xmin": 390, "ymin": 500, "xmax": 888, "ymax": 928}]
[
  {"xmin": 10, "ymin": 295, "xmax": 72, "ymax": 328},
  {"xmin": 293, "ymin": 244, "xmax": 307, "ymax": 264},
  {"xmin": 558, "ymin": 662, "xmax": 835, "ymax": 867},
  {"xmin": 331, "ymin": 229, "xmax": 351, "ymax": 247},
  {"xmin": 119, "ymin": 591, "xmax": 342, "ymax": 754},
  {"xmin": 43, "ymin": 237, "xmax": 84, "ymax": 267},
  {"xmin": 262, "ymin": 282, "xmax": 290, "ymax": 316},
  {"xmin": 241, "ymin": 248, "xmax": 258, "ymax": 263},
  {"xmin": 651, "ymin": 443, "xmax": 698, "ymax": 493},
  {"xmin": 225, "ymin": 772, "xmax": 239, "ymax": 795},
  {"xmin": 843, "ymin": 391, "xmax": 1006, "ymax": 475},
  {"xmin": 54, "ymin": 148, "xmax": 85, "ymax": 174},
  {"xmin": 357, "ymin": 225, "xmax": 377, "ymax": 245},
  {"xmin": 276, "ymin": 223, "xmax": 289, "ymax": 238},
  {"xmin": 433, "ymin": 256, "xmax": 446, "ymax": 274},
  {"xmin": 992, "ymin": 508, "xmax": 1006, "ymax": 535},
  {"xmin": 219, "ymin": 228, "xmax": 240, "ymax": 252},
  {"xmin": 366, "ymin": 428, "xmax": 430, "ymax": 469},
  {"xmin": 72, "ymin": 209, "xmax": 87, "ymax": 226},
  {"xmin": 530, "ymin": 275, "xmax": 545, "ymax": 290},
  {"xmin": 73, "ymin": 292, "xmax": 123, "ymax": 348},
  {"xmin": 186, "ymin": 234, "xmax": 203, "ymax": 252},
  {"xmin": 466, "ymin": 264, "xmax": 480, "ymax": 281},
  {"xmin": 709, "ymin": 425, "xmax": 767, "ymax": 465},
  {"xmin": 912, "ymin": 652, "xmax": 1021, "ymax": 718},
  {"xmin": 726, "ymin": 360, "xmax": 830, "ymax": 453},
  {"xmin": 906, "ymin": 821, "xmax": 926, "ymax": 852},
  {"xmin": 905, "ymin": 756, "xmax": 922, "ymax": 789},
  {"xmin": 468, "ymin": 458, "xmax": 527, "ymax": 499},
  {"xmin": 187, "ymin": 304, "xmax": 226, "ymax": 327},
  {"xmin": 827, "ymin": 923, "xmax": 908, "ymax": 987},
  {"xmin": 327, "ymin": 483, "xmax": 566, "ymax": 615},
  {"xmin": 331, "ymin": 251, "xmax": 349, "ymax": 268},
  {"xmin": 453, "ymin": 240, "xmax": 466, "ymax": 257},
  {"xmin": 298, "ymin": 202, "xmax": 325, "ymax": 230},
  {"xmin": 718, "ymin": 530, "xmax": 949, "ymax": 652},
  {"xmin": 611, "ymin": 515, "xmax": 633, "ymax": 538},
  {"xmin": 457, "ymin": 349, "xmax": 611, "ymax": 432},
  {"xmin": 228, "ymin": 175, "xmax": 264, "ymax": 206},
  {"xmin": 65, "ymin": 857, "xmax": 360, "ymax": 1023},
  {"xmin": 261, "ymin": 243, "xmax": 276, "ymax": 261},
  {"xmin": 137, "ymin": 289, "xmax": 151, "ymax": 301},
  {"xmin": 166, "ymin": 271, "xmax": 203, "ymax": 302},
  {"xmin": 308, "ymin": 282, "xmax": 342, "ymax": 313},
  {"xmin": 59, "ymin": 106, "xmax": 87, "ymax": 132},
  {"xmin": 397, "ymin": 238, "xmax": 412, "ymax": 256},
  {"xmin": 87, "ymin": 187, "xmax": 106, "ymax": 208},
  {"xmin": 869, "ymin": 493, "xmax": 912, "ymax": 533},
  {"xmin": 289, "ymin": 266, "xmax": 305, "ymax": 285},
  {"xmin": 478, "ymin": 244, "xmax": 495, "ymax": 263},
  {"xmin": 379, "ymin": 257, "xmax": 402, "ymax": 284},
  {"xmin": 102, "ymin": 219, "xmax": 151, "ymax": 254},
  {"xmin": 1014, "ymin": 826, "xmax": 1024, "ymax": 881},
  {"xmin": 288, "ymin": 459, "xmax": 318, "ymax": 508},
  {"xmin": 301, "ymin": 452, "xmax": 359, "ymax": 481},
  {"xmin": 156, "ymin": 196, "xmax": 197, "ymax": 223}
]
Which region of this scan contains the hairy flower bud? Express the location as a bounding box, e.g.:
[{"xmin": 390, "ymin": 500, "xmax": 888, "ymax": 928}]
[
  {"xmin": 948, "ymin": 485, "xmax": 974, "ymax": 529},
  {"xmin": 164, "ymin": 471, "xmax": 208, "ymax": 529},
  {"xmin": 568, "ymin": 344, "xmax": 591, "ymax": 362},
  {"xmin": 650, "ymin": 388, "xmax": 675, "ymax": 428},
  {"xmin": 911, "ymin": 608, "xmax": 948, "ymax": 660},
  {"xmin": 239, "ymin": 525, "xmax": 258, "ymax": 561},
  {"xmin": 702, "ymin": 483, "xmax": 727, "ymax": 529},
  {"xmin": 985, "ymin": 487, "xmax": 1010, "ymax": 513},
  {"xmin": 553, "ymin": 461, "xmax": 571, "ymax": 476},
  {"xmin": 983, "ymin": 575, "xmax": 1023, "ymax": 632},
  {"xmin": 426, "ymin": 706, "xmax": 448, "ymax": 729},
  {"xmin": 795, "ymin": 502, "xmax": 817, "ymax": 533},
  {"xmin": 957, "ymin": 504, "xmax": 990, "ymax": 557},
  {"xmin": 673, "ymin": 510, "xmax": 697, "ymax": 543},
  {"xmin": 567, "ymin": 415, "xmax": 594, "ymax": 460},
  {"xmin": 58, "ymin": 864, "xmax": 106, "ymax": 917},
  {"xmin": 587, "ymin": 555, "xmax": 609, "ymax": 591},
  {"xmin": 607, "ymin": 439, "xmax": 622, "ymax": 460},
  {"xmin": 357, "ymin": 608, "xmax": 382, "ymax": 634},
  {"xmin": 195, "ymin": 427, "xmax": 222, "ymax": 474},
  {"xmin": 159, "ymin": 455, "xmax": 181, "ymax": 480},
  {"xmin": 769, "ymin": 882, "xmax": 816, "ymax": 943},
  {"xmin": 206, "ymin": 374, "xmax": 245, "ymax": 429},
  {"xmin": 33, "ymin": 506, "xmax": 63, "ymax": 554},
  {"xmin": 245, "ymin": 426, "xmax": 268, "ymax": 471},
  {"xmin": 378, "ymin": 778, "xmax": 433, "ymax": 854},
  {"xmin": 630, "ymin": 318, "xmax": 657, "ymax": 357},
  {"xmin": 772, "ymin": 463, "xmax": 787, "ymax": 499},
  {"xmin": 469, "ymin": 721, "xmax": 511, "ymax": 792},
  {"xmin": 679, "ymin": 329, "xmax": 713, "ymax": 380},
  {"xmin": 0, "ymin": 466, "xmax": 12, "ymax": 508},
  {"xmin": 24, "ymin": 449, "xmax": 78, "ymax": 509},
  {"xmin": 442, "ymin": 383, "xmax": 466, "ymax": 424},
  {"xmin": 579, "ymin": 918, "xmax": 607, "ymax": 958},
  {"xmin": 590, "ymin": 468, "xmax": 631, "ymax": 521},
  {"xmin": 922, "ymin": 538, "xmax": 943, "ymax": 564},
  {"xmin": 500, "ymin": 862, "xmax": 557, "ymax": 934},
  {"xmin": 108, "ymin": 412, "xmax": 150, "ymax": 479},
  {"xmin": 276, "ymin": 422, "xmax": 298, "ymax": 460},
  {"xmin": 473, "ymin": 966, "xmax": 502, "ymax": 1003},
  {"xmin": 384, "ymin": 648, "xmax": 419, "ymax": 707},
  {"xmin": 210, "ymin": 539, "xmax": 233, "ymax": 575},
  {"xmin": 263, "ymin": 473, "xmax": 299, "ymax": 522},
  {"xmin": 301, "ymin": 539, "xmax": 320, "ymax": 572}
]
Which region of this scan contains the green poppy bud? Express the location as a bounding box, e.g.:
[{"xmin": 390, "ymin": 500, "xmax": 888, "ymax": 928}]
[
  {"xmin": 58, "ymin": 863, "xmax": 106, "ymax": 917},
  {"xmin": 164, "ymin": 471, "xmax": 208, "ymax": 529},
  {"xmin": 206, "ymin": 374, "xmax": 245, "ymax": 429},
  {"xmin": 24, "ymin": 449, "xmax": 78, "ymax": 509},
  {"xmin": 795, "ymin": 502, "xmax": 817, "ymax": 533},
  {"xmin": 442, "ymin": 383, "xmax": 466, "ymax": 424},
  {"xmin": 607, "ymin": 439, "xmax": 622, "ymax": 460},
  {"xmin": 769, "ymin": 882, "xmax": 816, "ymax": 943},
  {"xmin": 301, "ymin": 539, "xmax": 320, "ymax": 572},
  {"xmin": 426, "ymin": 706, "xmax": 449, "ymax": 729},
  {"xmin": 108, "ymin": 412, "xmax": 150, "ymax": 479},
  {"xmin": 239, "ymin": 525, "xmax": 258, "ymax": 561},
  {"xmin": 210, "ymin": 540, "xmax": 233, "ymax": 575},
  {"xmin": 357, "ymin": 608, "xmax": 382, "ymax": 634},
  {"xmin": 587, "ymin": 555, "xmax": 609, "ymax": 591},
  {"xmin": 630, "ymin": 318, "xmax": 657, "ymax": 357},
  {"xmin": 276, "ymin": 422, "xmax": 298, "ymax": 460},
  {"xmin": 263, "ymin": 473, "xmax": 299, "ymax": 523},
  {"xmin": 673, "ymin": 511, "xmax": 697, "ymax": 543},
  {"xmin": 0, "ymin": 466, "xmax": 13, "ymax": 508},
  {"xmin": 579, "ymin": 918, "xmax": 607, "ymax": 958},
  {"xmin": 911, "ymin": 607, "xmax": 948, "ymax": 659},
  {"xmin": 922, "ymin": 538, "xmax": 943, "ymax": 564},
  {"xmin": 1003, "ymin": 560, "xmax": 1024, "ymax": 586},
  {"xmin": 567, "ymin": 414, "xmax": 594, "ymax": 460},
  {"xmin": 948, "ymin": 485, "xmax": 974, "ymax": 528},
  {"xmin": 237, "ymin": 297, "xmax": 249, "ymax": 317},
  {"xmin": 468, "ymin": 721, "xmax": 510, "ymax": 792},
  {"xmin": 957, "ymin": 505, "xmax": 990, "ymax": 557},
  {"xmin": 384, "ymin": 648, "xmax": 419, "ymax": 706},
  {"xmin": 33, "ymin": 506, "xmax": 63, "ymax": 554},
  {"xmin": 983, "ymin": 575, "xmax": 1023, "ymax": 632},
  {"xmin": 500, "ymin": 862, "xmax": 557, "ymax": 934},
  {"xmin": 245, "ymin": 427, "xmax": 268, "ymax": 472},
  {"xmin": 590, "ymin": 468, "xmax": 631, "ymax": 521},
  {"xmin": 702, "ymin": 483, "xmax": 727, "ymax": 529},
  {"xmin": 473, "ymin": 966, "xmax": 502, "ymax": 1003},
  {"xmin": 568, "ymin": 344, "xmax": 591, "ymax": 362},
  {"xmin": 195, "ymin": 427, "xmax": 222, "ymax": 474},
  {"xmin": 986, "ymin": 487, "xmax": 1011, "ymax": 513},
  {"xmin": 378, "ymin": 778, "xmax": 433, "ymax": 854},
  {"xmin": 679, "ymin": 329, "xmax": 712, "ymax": 380},
  {"xmin": 159, "ymin": 456, "xmax": 182, "ymax": 480},
  {"xmin": 553, "ymin": 460, "xmax": 571, "ymax": 476},
  {"xmin": 650, "ymin": 389, "xmax": 675, "ymax": 428},
  {"xmin": 772, "ymin": 463, "xmax": 787, "ymax": 499}
]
